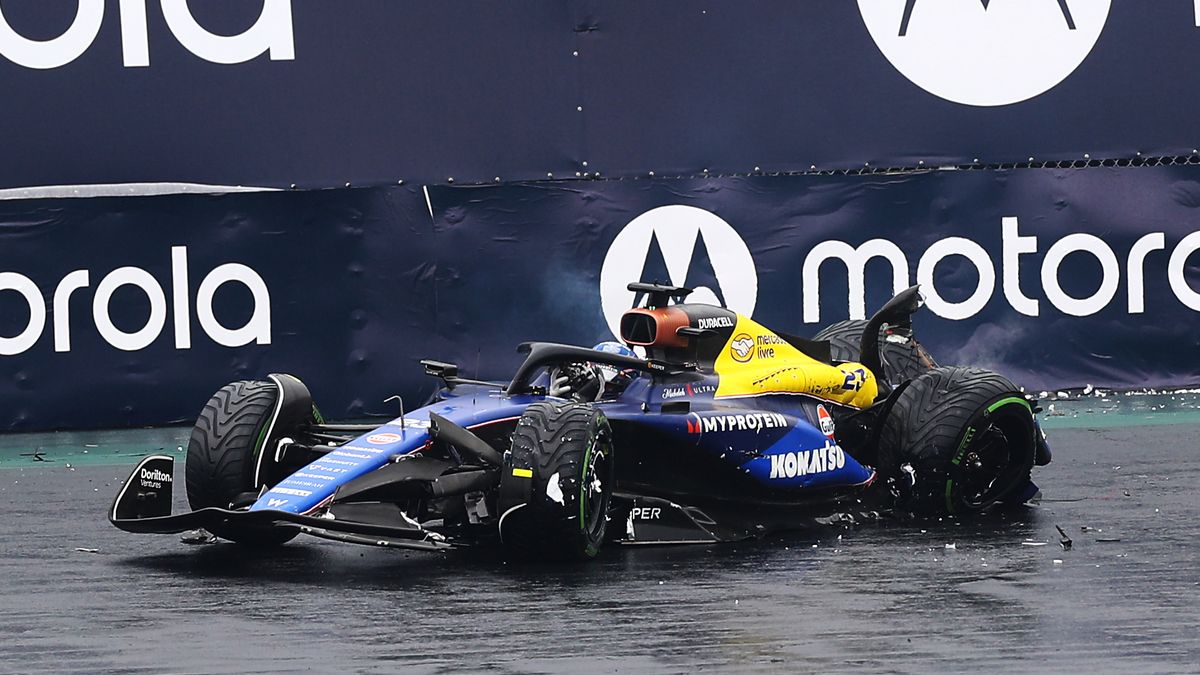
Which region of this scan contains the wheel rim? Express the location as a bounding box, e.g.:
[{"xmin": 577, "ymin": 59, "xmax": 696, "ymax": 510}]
[
  {"xmin": 948, "ymin": 403, "xmax": 1034, "ymax": 512},
  {"xmin": 956, "ymin": 426, "xmax": 1012, "ymax": 508},
  {"xmin": 580, "ymin": 432, "xmax": 612, "ymax": 544}
]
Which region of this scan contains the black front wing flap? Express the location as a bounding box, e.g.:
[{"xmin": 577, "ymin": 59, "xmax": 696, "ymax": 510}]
[{"xmin": 109, "ymin": 455, "xmax": 450, "ymax": 551}]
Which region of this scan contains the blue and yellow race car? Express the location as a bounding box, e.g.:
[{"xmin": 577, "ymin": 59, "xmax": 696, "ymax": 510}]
[{"xmin": 110, "ymin": 283, "xmax": 1051, "ymax": 559}]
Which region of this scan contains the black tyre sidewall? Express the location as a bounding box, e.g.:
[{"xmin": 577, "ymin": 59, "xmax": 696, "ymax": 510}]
[
  {"xmin": 184, "ymin": 380, "xmax": 296, "ymax": 545},
  {"xmin": 813, "ymin": 319, "xmax": 937, "ymax": 386},
  {"xmin": 502, "ymin": 402, "xmax": 614, "ymax": 560},
  {"xmin": 881, "ymin": 367, "xmax": 1037, "ymax": 516}
]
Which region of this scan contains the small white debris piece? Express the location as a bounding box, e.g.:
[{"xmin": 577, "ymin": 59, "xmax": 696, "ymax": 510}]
[
  {"xmin": 944, "ymin": 543, "xmax": 957, "ymax": 550},
  {"xmin": 1083, "ymin": 384, "xmax": 1095, "ymax": 395},
  {"xmin": 180, "ymin": 529, "xmax": 218, "ymax": 545},
  {"xmin": 1056, "ymin": 391, "xmax": 1068, "ymax": 399},
  {"xmin": 74, "ymin": 547, "xmax": 99, "ymax": 553},
  {"xmin": 1053, "ymin": 559, "xmax": 1064, "ymax": 565},
  {"xmin": 1021, "ymin": 541, "xmax": 1048, "ymax": 547},
  {"xmin": 85, "ymin": 444, "xmax": 99, "ymax": 448},
  {"xmin": 546, "ymin": 471, "xmax": 565, "ymax": 505}
]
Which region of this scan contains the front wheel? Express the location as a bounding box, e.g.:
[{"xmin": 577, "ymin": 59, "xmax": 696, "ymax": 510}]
[
  {"xmin": 499, "ymin": 402, "xmax": 614, "ymax": 560},
  {"xmin": 185, "ymin": 376, "xmax": 315, "ymax": 545},
  {"xmin": 879, "ymin": 366, "xmax": 1037, "ymax": 516}
]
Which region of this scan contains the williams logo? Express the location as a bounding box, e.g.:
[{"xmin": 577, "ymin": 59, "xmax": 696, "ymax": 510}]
[
  {"xmin": 858, "ymin": 0, "xmax": 1111, "ymax": 106},
  {"xmin": 600, "ymin": 205, "xmax": 758, "ymax": 341}
]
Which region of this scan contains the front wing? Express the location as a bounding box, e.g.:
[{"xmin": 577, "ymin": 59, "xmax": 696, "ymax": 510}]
[{"xmin": 109, "ymin": 455, "xmax": 450, "ymax": 551}]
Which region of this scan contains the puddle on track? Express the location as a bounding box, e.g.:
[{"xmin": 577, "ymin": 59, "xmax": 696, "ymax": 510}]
[{"xmin": 0, "ymin": 394, "xmax": 1197, "ymax": 671}]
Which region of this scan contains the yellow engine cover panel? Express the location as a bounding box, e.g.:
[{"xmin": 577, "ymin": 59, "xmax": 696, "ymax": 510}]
[{"xmin": 714, "ymin": 316, "xmax": 877, "ymax": 408}]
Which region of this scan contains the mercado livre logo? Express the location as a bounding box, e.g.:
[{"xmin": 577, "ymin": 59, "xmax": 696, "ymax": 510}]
[{"xmin": 858, "ymin": 0, "xmax": 1111, "ymax": 106}]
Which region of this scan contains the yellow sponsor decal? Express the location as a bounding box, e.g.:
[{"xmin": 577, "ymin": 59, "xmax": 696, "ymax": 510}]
[
  {"xmin": 511, "ymin": 468, "xmax": 533, "ymax": 478},
  {"xmin": 714, "ymin": 316, "xmax": 877, "ymax": 408}
]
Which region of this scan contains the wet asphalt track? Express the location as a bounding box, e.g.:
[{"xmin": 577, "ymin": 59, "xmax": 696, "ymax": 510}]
[{"xmin": 1, "ymin": 394, "xmax": 1198, "ymax": 673}]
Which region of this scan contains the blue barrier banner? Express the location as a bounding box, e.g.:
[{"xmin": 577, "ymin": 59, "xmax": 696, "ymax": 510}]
[
  {"xmin": 3, "ymin": 166, "xmax": 1200, "ymax": 430},
  {"xmin": 1, "ymin": 2, "xmax": 1200, "ymax": 189},
  {"xmin": 424, "ymin": 169, "xmax": 1200, "ymax": 396},
  {"xmin": 0, "ymin": 187, "xmax": 441, "ymax": 430}
]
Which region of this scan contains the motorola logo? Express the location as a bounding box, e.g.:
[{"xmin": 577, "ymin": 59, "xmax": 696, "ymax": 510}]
[
  {"xmin": 0, "ymin": 0, "xmax": 294, "ymax": 69},
  {"xmin": 599, "ymin": 205, "xmax": 758, "ymax": 340},
  {"xmin": 858, "ymin": 0, "xmax": 1111, "ymax": 106}
]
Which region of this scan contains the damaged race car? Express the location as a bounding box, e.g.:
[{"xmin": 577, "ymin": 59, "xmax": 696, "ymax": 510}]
[{"xmin": 110, "ymin": 283, "xmax": 1051, "ymax": 559}]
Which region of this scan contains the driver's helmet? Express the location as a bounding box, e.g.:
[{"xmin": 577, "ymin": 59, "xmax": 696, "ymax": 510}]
[
  {"xmin": 549, "ymin": 341, "xmax": 638, "ymax": 402},
  {"xmin": 591, "ymin": 341, "xmax": 638, "ymax": 394}
]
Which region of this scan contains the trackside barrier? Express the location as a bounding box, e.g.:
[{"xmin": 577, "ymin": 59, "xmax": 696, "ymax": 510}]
[
  {"xmin": 0, "ymin": 2, "xmax": 1198, "ymax": 189},
  {"xmin": 1, "ymin": 168, "xmax": 1198, "ymax": 430}
]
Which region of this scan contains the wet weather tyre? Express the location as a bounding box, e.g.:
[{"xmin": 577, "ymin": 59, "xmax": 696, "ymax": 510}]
[
  {"xmin": 813, "ymin": 319, "xmax": 936, "ymax": 385},
  {"xmin": 185, "ymin": 380, "xmax": 297, "ymax": 545},
  {"xmin": 879, "ymin": 366, "xmax": 1037, "ymax": 516},
  {"xmin": 500, "ymin": 402, "xmax": 614, "ymax": 560}
]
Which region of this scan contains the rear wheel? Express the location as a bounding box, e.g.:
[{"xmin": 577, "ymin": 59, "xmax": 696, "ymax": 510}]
[
  {"xmin": 879, "ymin": 366, "xmax": 1037, "ymax": 516},
  {"xmin": 185, "ymin": 379, "xmax": 308, "ymax": 545},
  {"xmin": 500, "ymin": 402, "xmax": 614, "ymax": 560},
  {"xmin": 814, "ymin": 319, "xmax": 936, "ymax": 385}
]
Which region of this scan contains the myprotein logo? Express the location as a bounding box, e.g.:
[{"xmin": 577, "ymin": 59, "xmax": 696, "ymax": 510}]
[
  {"xmin": 686, "ymin": 412, "xmax": 789, "ymax": 435},
  {"xmin": 858, "ymin": 0, "xmax": 1111, "ymax": 106},
  {"xmin": 599, "ymin": 205, "xmax": 758, "ymax": 340},
  {"xmin": 0, "ymin": 246, "xmax": 270, "ymax": 356},
  {"xmin": 0, "ymin": 0, "xmax": 294, "ymax": 69}
]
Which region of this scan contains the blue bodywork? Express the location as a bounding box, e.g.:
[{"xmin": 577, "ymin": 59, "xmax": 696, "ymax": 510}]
[{"xmin": 253, "ymin": 372, "xmax": 875, "ymax": 516}]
